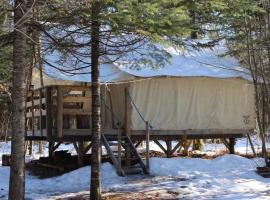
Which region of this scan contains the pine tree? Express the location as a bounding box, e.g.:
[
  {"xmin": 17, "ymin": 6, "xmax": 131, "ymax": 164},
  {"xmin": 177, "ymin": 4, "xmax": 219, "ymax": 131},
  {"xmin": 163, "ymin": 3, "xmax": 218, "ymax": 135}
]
[{"xmin": 8, "ymin": 0, "xmax": 28, "ymax": 199}]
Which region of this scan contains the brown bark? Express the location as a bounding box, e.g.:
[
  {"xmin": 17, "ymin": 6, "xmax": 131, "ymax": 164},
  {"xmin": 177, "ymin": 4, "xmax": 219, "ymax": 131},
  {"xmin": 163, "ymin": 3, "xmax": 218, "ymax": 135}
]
[
  {"xmin": 8, "ymin": 0, "xmax": 28, "ymax": 199},
  {"xmin": 90, "ymin": 1, "xmax": 101, "ymax": 200}
]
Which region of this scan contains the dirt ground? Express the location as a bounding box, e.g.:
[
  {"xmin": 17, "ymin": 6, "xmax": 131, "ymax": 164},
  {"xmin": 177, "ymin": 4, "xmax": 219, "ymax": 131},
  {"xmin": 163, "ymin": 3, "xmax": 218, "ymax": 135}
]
[{"xmin": 56, "ymin": 190, "xmax": 181, "ymax": 200}]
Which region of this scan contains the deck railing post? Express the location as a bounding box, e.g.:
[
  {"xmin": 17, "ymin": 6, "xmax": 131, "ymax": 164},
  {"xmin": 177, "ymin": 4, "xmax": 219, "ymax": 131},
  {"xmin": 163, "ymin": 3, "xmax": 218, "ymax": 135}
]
[
  {"xmin": 31, "ymin": 88, "xmax": 35, "ymax": 136},
  {"xmin": 46, "ymin": 86, "xmax": 52, "ymax": 138},
  {"xmin": 39, "ymin": 88, "xmax": 43, "ymax": 136},
  {"xmin": 57, "ymin": 86, "xmax": 63, "ymax": 137},
  {"xmin": 124, "ymin": 87, "xmax": 132, "ymax": 166}
]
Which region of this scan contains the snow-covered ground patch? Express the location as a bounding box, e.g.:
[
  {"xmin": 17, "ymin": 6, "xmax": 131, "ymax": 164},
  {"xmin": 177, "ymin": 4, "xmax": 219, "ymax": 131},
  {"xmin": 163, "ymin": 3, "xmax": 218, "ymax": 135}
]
[
  {"xmin": 1, "ymin": 154, "xmax": 270, "ymax": 199},
  {"xmin": 1, "ymin": 136, "xmax": 270, "ymax": 200}
]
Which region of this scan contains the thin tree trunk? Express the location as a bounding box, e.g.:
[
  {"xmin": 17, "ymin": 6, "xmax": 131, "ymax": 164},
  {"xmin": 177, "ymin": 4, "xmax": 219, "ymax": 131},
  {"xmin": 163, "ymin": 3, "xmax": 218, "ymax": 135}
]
[
  {"xmin": 90, "ymin": 1, "xmax": 101, "ymax": 200},
  {"xmin": 8, "ymin": 0, "xmax": 28, "ymax": 199}
]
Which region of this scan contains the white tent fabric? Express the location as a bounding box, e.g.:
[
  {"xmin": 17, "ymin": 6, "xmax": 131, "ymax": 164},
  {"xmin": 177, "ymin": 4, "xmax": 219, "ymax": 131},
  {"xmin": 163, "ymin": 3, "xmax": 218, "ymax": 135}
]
[
  {"xmin": 34, "ymin": 40, "xmax": 256, "ymax": 131},
  {"xmin": 41, "ymin": 41, "xmax": 251, "ymax": 83},
  {"xmin": 129, "ymin": 77, "xmax": 255, "ymax": 130},
  {"xmin": 116, "ymin": 41, "xmax": 251, "ymax": 81}
]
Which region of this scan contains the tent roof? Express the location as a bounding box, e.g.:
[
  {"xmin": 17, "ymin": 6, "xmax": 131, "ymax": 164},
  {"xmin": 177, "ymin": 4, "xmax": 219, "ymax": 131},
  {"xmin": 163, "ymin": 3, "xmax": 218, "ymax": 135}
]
[{"xmin": 43, "ymin": 40, "xmax": 252, "ymax": 83}]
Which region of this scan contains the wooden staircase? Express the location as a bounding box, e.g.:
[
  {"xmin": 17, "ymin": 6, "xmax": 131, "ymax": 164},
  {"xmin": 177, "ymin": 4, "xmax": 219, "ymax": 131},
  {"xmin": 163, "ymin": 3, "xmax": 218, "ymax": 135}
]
[{"xmin": 101, "ymin": 133, "xmax": 149, "ymax": 176}]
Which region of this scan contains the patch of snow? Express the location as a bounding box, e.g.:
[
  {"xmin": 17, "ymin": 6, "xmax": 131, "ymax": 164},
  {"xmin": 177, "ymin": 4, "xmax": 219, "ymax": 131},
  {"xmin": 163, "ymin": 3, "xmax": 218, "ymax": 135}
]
[{"xmin": 1, "ymin": 136, "xmax": 270, "ymax": 200}]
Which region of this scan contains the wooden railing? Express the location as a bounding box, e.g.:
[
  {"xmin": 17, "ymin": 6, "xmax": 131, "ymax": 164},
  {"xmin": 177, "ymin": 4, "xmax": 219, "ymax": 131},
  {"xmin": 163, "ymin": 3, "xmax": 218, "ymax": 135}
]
[
  {"xmin": 26, "ymin": 88, "xmax": 46, "ymax": 137},
  {"xmin": 26, "ymin": 85, "xmax": 92, "ymax": 138}
]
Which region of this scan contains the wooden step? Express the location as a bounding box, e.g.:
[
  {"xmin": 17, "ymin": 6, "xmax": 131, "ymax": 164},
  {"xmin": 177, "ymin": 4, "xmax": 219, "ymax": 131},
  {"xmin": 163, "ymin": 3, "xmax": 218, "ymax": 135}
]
[{"xmin": 123, "ymin": 165, "xmax": 143, "ymax": 175}]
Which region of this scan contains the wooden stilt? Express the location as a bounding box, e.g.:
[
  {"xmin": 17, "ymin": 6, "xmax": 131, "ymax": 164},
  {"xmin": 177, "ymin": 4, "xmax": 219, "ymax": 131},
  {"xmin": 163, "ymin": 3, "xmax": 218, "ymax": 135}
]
[
  {"xmin": 171, "ymin": 141, "xmax": 182, "ymax": 155},
  {"xmin": 48, "ymin": 141, "xmax": 55, "ymax": 162},
  {"xmin": 135, "ymin": 141, "xmax": 143, "ymax": 148},
  {"xmin": 153, "ymin": 140, "xmax": 167, "ymax": 154},
  {"xmin": 38, "ymin": 141, "xmax": 43, "ymax": 154},
  {"xmin": 83, "ymin": 142, "xmax": 92, "ymax": 154},
  {"xmin": 28, "ymin": 140, "xmax": 33, "ymax": 155},
  {"xmin": 78, "ymin": 142, "xmax": 84, "ymax": 167},
  {"xmin": 228, "ymin": 138, "xmax": 236, "ymax": 154},
  {"xmin": 247, "ymin": 133, "xmax": 256, "ymax": 156},
  {"xmin": 166, "ymin": 140, "xmax": 172, "ymax": 158}
]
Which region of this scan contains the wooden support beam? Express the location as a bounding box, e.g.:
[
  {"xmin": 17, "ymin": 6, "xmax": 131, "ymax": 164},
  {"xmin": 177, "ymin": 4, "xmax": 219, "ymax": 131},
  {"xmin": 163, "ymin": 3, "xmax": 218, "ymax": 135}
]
[
  {"xmin": 39, "ymin": 89, "xmax": 43, "ymax": 136},
  {"xmin": 62, "ymin": 96, "xmax": 91, "ymax": 103},
  {"xmin": 78, "ymin": 142, "xmax": 85, "ymax": 167},
  {"xmin": 153, "ymin": 140, "xmax": 167, "ymax": 154},
  {"xmin": 166, "ymin": 140, "xmax": 172, "ymax": 158},
  {"xmin": 83, "ymin": 142, "xmax": 92, "ymax": 154},
  {"xmin": 135, "ymin": 141, "xmax": 142, "ymax": 148},
  {"xmin": 31, "ymin": 90, "xmax": 35, "ymax": 136},
  {"xmin": 222, "ymin": 139, "xmax": 229, "ymax": 149},
  {"xmin": 48, "ymin": 141, "xmax": 55, "ymax": 162},
  {"xmin": 46, "ymin": 87, "xmax": 52, "ymax": 138},
  {"xmin": 63, "ymin": 109, "xmax": 91, "ymax": 115},
  {"xmin": 247, "ymin": 133, "xmax": 256, "ymax": 156},
  {"xmin": 171, "ymin": 141, "xmax": 183, "ymax": 155},
  {"xmin": 57, "ymin": 86, "xmax": 63, "ymax": 138},
  {"xmin": 73, "ymin": 142, "xmax": 79, "ymax": 153},
  {"xmin": 101, "ymin": 86, "xmax": 106, "ymax": 128},
  {"xmin": 51, "ymin": 142, "xmax": 62, "ymax": 153},
  {"xmin": 228, "ymin": 138, "xmax": 236, "ymax": 154}
]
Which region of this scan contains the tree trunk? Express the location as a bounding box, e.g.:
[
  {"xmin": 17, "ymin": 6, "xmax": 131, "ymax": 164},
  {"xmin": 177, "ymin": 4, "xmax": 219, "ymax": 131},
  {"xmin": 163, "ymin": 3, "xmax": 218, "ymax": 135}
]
[
  {"xmin": 90, "ymin": 1, "xmax": 101, "ymax": 200},
  {"xmin": 8, "ymin": 0, "xmax": 28, "ymax": 199}
]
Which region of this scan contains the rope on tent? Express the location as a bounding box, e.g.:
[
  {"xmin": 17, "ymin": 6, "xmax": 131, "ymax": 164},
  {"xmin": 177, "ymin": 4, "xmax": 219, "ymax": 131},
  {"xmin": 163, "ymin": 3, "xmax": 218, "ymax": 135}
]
[
  {"xmin": 100, "ymin": 95, "xmax": 121, "ymax": 128},
  {"xmin": 127, "ymin": 91, "xmax": 153, "ymax": 130}
]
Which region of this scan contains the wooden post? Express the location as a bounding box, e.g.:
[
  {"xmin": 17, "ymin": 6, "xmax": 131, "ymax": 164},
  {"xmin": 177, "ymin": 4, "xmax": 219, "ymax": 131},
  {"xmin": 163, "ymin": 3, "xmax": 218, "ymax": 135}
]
[
  {"xmin": 39, "ymin": 88, "xmax": 43, "ymax": 136},
  {"xmin": 38, "ymin": 141, "xmax": 43, "ymax": 154},
  {"xmin": 100, "ymin": 85, "xmax": 106, "ymax": 128},
  {"xmin": 31, "ymin": 90, "xmax": 35, "ymax": 136},
  {"xmin": 78, "ymin": 142, "xmax": 85, "ymax": 167},
  {"xmin": 48, "ymin": 141, "xmax": 54, "ymax": 162},
  {"xmin": 124, "ymin": 87, "xmax": 132, "ymax": 166},
  {"xmin": 228, "ymin": 138, "xmax": 236, "ymax": 154},
  {"xmin": 247, "ymin": 133, "xmax": 256, "ymax": 156},
  {"xmin": 57, "ymin": 86, "xmax": 63, "ymax": 138},
  {"xmin": 46, "ymin": 87, "xmax": 52, "ymax": 138},
  {"xmin": 28, "ymin": 140, "xmax": 33, "ymax": 155},
  {"xmin": 146, "ymin": 121, "xmax": 150, "ymax": 170},
  {"xmin": 117, "ymin": 126, "xmax": 122, "ymax": 174},
  {"xmin": 166, "ymin": 140, "xmax": 172, "ymax": 158}
]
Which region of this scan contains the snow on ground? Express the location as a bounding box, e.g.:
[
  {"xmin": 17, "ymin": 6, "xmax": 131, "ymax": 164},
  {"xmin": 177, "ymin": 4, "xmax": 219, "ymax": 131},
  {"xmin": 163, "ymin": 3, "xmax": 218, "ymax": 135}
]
[{"xmin": 1, "ymin": 137, "xmax": 270, "ymax": 200}]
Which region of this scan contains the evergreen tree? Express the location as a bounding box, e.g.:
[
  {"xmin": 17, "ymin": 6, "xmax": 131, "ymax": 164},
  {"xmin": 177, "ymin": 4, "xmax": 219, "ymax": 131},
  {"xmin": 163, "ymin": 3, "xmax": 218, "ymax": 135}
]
[{"xmin": 8, "ymin": 0, "xmax": 28, "ymax": 199}]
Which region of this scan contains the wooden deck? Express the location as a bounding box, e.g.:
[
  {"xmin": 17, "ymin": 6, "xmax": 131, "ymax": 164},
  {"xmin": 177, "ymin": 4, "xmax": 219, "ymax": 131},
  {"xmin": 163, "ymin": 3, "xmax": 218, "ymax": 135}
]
[{"xmin": 25, "ymin": 128, "xmax": 248, "ymax": 142}]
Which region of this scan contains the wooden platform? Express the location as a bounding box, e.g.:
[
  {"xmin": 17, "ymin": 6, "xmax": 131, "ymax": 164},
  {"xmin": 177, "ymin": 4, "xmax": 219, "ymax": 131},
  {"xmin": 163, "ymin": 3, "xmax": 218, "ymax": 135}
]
[{"xmin": 25, "ymin": 85, "xmax": 251, "ymax": 142}]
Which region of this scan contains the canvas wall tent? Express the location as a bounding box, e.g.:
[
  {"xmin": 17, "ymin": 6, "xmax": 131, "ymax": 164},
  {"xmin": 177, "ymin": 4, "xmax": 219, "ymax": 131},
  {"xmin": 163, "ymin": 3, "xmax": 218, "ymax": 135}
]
[
  {"xmin": 26, "ymin": 41, "xmax": 256, "ymax": 172},
  {"xmin": 29, "ymin": 41, "xmax": 255, "ymax": 139}
]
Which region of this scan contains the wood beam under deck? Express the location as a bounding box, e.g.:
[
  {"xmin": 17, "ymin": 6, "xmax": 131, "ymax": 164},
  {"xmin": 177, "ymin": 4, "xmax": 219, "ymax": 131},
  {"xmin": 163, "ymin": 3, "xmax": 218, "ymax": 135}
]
[{"xmin": 26, "ymin": 128, "xmax": 249, "ymax": 142}]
